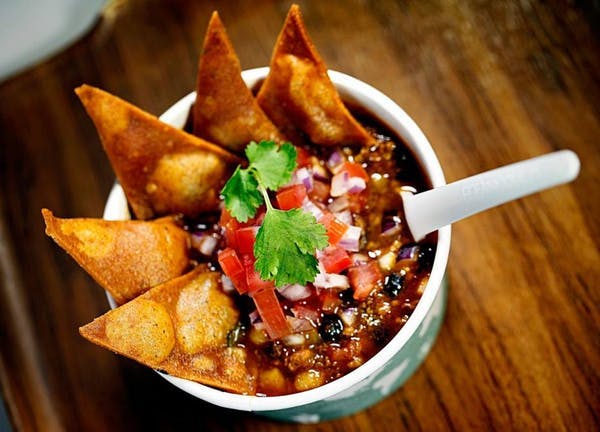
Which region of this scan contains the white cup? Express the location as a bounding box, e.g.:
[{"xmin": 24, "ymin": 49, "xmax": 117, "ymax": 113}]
[{"xmin": 0, "ymin": 0, "xmax": 105, "ymax": 81}]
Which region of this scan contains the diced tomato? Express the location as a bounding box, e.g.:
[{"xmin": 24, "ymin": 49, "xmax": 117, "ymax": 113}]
[
  {"xmin": 341, "ymin": 161, "xmax": 369, "ymax": 182},
  {"xmin": 235, "ymin": 226, "xmax": 258, "ymax": 255},
  {"xmin": 308, "ymin": 180, "xmax": 331, "ymax": 203},
  {"xmin": 320, "ymin": 245, "xmax": 353, "ymax": 274},
  {"xmin": 320, "ymin": 212, "xmax": 349, "ymax": 245},
  {"xmin": 348, "ymin": 261, "xmax": 383, "ymax": 300},
  {"xmin": 222, "ymin": 219, "xmax": 239, "ymax": 249},
  {"xmin": 276, "ymin": 184, "xmax": 307, "ymax": 210},
  {"xmin": 242, "ymin": 254, "xmax": 275, "ymax": 294},
  {"xmin": 217, "ymin": 248, "xmax": 247, "ymax": 294},
  {"xmin": 291, "ymin": 304, "xmax": 320, "ymax": 325},
  {"xmin": 251, "ymin": 288, "xmax": 291, "ymax": 339},
  {"xmin": 219, "ymin": 208, "xmax": 234, "ymax": 227}
]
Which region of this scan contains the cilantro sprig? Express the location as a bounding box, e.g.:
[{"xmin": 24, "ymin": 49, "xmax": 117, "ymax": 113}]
[{"xmin": 221, "ymin": 141, "xmax": 328, "ymax": 287}]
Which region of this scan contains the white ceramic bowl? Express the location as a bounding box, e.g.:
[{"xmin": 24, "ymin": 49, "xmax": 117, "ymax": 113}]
[{"xmin": 103, "ymin": 68, "xmax": 451, "ymax": 423}]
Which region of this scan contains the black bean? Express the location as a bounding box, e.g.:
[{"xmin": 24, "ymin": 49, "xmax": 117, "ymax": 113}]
[
  {"xmin": 417, "ymin": 244, "xmax": 436, "ymax": 271},
  {"xmin": 339, "ymin": 288, "xmax": 357, "ymax": 307},
  {"xmin": 384, "ymin": 273, "xmax": 405, "ymax": 297},
  {"xmin": 319, "ymin": 314, "xmax": 344, "ymax": 342}
]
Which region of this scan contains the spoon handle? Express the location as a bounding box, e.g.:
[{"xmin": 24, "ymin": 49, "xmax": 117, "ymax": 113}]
[{"xmin": 403, "ymin": 150, "xmax": 580, "ymax": 241}]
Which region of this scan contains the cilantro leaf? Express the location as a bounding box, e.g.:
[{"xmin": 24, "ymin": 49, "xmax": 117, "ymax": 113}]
[
  {"xmin": 220, "ymin": 166, "xmax": 263, "ymax": 222},
  {"xmin": 254, "ymin": 208, "xmax": 328, "ymax": 287},
  {"xmin": 222, "ymin": 140, "xmax": 328, "ymax": 286},
  {"xmin": 246, "ymin": 141, "xmax": 297, "ymax": 191}
]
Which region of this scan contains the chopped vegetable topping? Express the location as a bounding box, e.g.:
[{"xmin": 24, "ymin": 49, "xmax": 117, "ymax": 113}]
[
  {"xmin": 213, "ymin": 133, "xmax": 435, "ymax": 393},
  {"xmin": 217, "ymin": 248, "xmax": 247, "ymax": 294},
  {"xmin": 276, "ymin": 184, "xmax": 308, "ymax": 210},
  {"xmin": 221, "ymin": 141, "xmax": 328, "ymax": 287},
  {"xmin": 348, "ymin": 261, "xmax": 384, "ymax": 300}
]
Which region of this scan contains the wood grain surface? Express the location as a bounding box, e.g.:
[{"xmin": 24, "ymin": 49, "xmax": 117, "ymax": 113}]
[{"xmin": 1, "ymin": 1, "xmax": 598, "ymax": 430}]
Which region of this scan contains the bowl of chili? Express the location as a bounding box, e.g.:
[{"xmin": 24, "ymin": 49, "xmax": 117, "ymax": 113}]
[{"xmin": 103, "ymin": 67, "xmax": 451, "ymax": 422}]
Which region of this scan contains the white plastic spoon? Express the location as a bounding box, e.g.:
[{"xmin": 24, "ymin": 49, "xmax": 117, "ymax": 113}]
[{"xmin": 403, "ymin": 150, "xmax": 581, "ymax": 241}]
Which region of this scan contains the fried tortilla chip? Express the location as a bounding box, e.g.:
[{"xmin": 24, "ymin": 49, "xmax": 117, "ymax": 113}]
[
  {"xmin": 43, "ymin": 209, "xmax": 191, "ymax": 304},
  {"xmin": 80, "ymin": 267, "xmax": 256, "ymax": 394},
  {"xmin": 193, "ymin": 12, "xmax": 286, "ymax": 152},
  {"xmin": 257, "ymin": 5, "xmax": 373, "ymax": 147},
  {"xmin": 75, "ymin": 85, "xmax": 241, "ymax": 220}
]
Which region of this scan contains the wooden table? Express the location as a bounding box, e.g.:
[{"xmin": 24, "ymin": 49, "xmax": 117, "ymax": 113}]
[{"xmin": 1, "ymin": 1, "xmax": 598, "ymax": 430}]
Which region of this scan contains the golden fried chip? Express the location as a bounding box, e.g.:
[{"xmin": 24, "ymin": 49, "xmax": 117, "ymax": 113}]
[
  {"xmin": 75, "ymin": 85, "xmax": 241, "ymax": 219},
  {"xmin": 42, "ymin": 209, "xmax": 191, "ymax": 304},
  {"xmin": 257, "ymin": 5, "xmax": 373, "ymax": 147},
  {"xmin": 193, "ymin": 12, "xmax": 286, "ymax": 152},
  {"xmin": 80, "ymin": 268, "xmax": 256, "ymax": 394}
]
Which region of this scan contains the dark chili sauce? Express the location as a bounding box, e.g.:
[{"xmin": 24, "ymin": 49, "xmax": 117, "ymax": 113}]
[{"xmin": 182, "ymin": 106, "xmax": 437, "ymax": 396}]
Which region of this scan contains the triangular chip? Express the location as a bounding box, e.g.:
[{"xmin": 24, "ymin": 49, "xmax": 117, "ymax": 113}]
[
  {"xmin": 193, "ymin": 12, "xmax": 286, "ymax": 152},
  {"xmin": 80, "ymin": 267, "xmax": 256, "ymax": 394},
  {"xmin": 75, "ymin": 85, "xmax": 241, "ymax": 219},
  {"xmin": 257, "ymin": 5, "xmax": 373, "ymax": 147},
  {"xmin": 43, "ymin": 209, "xmax": 191, "ymax": 304}
]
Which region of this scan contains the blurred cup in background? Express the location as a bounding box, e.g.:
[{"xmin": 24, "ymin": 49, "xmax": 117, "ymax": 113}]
[{"xmin": 0, "ymin": 0, "xmax": 105, "ymax": 82}]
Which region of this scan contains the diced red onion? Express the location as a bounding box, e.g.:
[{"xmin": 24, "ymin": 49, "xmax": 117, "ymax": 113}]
[
  {"xmin": 327, "ymin": 150, "xmax": 344, "ymax": 173},
  {"xmin": 287, "ymin": 316, "xmax": 314, "ymax": 332},
  {"xmin": 330, "ymin": 171, "xmax": 366, "ymax": 197},
  {"xmin": 334, "ymin": 209, "xmax": 353, "ymax": 225},
  {"xmin": 221, "ymin": 275, "xmax": 235, "ymax": 294},
  {"xmin": 291, "ymin": 305, "xmax": 320, "ymax": 325},
  {"xmin": 339, "ymin": 307, "xmax": 358, "ymax": 326},
  {"xmin": 201, "ymin": 236, "xmax": 218, "ymax": 255},
  {"xmin": 381, "ymin": 215, "xmax": 402, "ymax": 236},
  {"xmin": 190, "ymin": 232, "xmax": 204, "ymax": 246},
  {"xmin": 191, "ymin": 233, "xmax": 218, "ymax": 256},
  {"xmin": 347, "ymin": 177, "xmax": 366, "ymax": 193},
  {"xmin": 339, "ymin": 225, "xmax": 362, "ymax": 252},
  {"xmin": 398, "ymin": 244, "xmax": 419, "ymax": 260},
  {"xmin": 278, "ymin": 283, "xmax": 312, "ymax": 301},
  {"xmin": 314, "ymin": 271, "xmax": 350, "ymax": 289},
  {"xmin": 302, "ymin": 198, "xmax": 324, "ymax": 220},
  {"xmin": 330, "ymin": 171, "xmax": 349, "ymax": 197},
  {"xmin": 328, "ymin": 196, "xmax": 350, "ymax": 213},
  {"xmin": 282, "ymin": 332, "xmax": 308, "ymax": 346},
  {"xmin": 381, "ymin": 216, "xmax": 398, "ymax": 232},
  {"xmin": 249, "ymin": 310, "xmax": 261, "ymax": 324},
  {"xmin": 293, "ymin": 167, "xmax": 313, "ymax": 191},
  {"xmin": 312, "ymin": 163, "xmax": 329, "ymax": 181}
]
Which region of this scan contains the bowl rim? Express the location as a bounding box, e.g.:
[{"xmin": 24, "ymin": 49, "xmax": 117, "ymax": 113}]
[{"xmin": 103, "ymin": 67, "xmax": 451, "ymax": 412}]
